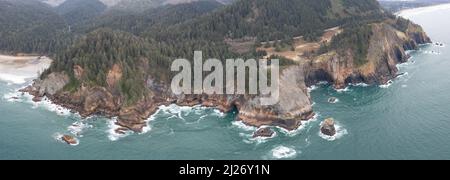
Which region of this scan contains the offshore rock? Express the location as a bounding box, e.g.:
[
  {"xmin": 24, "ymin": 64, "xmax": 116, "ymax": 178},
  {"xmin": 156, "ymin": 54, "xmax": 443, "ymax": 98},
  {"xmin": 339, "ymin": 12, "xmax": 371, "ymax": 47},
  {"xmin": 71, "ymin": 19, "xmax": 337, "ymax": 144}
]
[
  {"xmin": 321, "ymin": 118, "xmax": 336, "ymax": 136},
  {"xmin": 253, "ymin": 127, "xmax": 275, "ymax": 138}
]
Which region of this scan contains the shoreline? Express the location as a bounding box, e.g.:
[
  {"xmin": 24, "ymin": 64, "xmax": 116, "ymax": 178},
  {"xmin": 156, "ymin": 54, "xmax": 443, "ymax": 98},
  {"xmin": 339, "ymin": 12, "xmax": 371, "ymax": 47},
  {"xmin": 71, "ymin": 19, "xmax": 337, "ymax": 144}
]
[
  {"xmin": 0, "ymin": 54, "xmax": 52, "ymax": 84},
  {"xmin": 397, "ymin": 3, "xmax": 450, "ymax": 18}
]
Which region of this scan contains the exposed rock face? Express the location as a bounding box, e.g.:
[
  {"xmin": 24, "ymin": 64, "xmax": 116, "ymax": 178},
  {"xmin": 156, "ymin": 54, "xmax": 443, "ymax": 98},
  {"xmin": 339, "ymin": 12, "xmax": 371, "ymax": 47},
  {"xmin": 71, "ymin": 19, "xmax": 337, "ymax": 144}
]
[
  {"xmin": 30, "ymin": 72, "xmax": 70, "ymax": 97},
  {"xmin": 253, "ymin": 127, "xmax": 275, "ymax": 138},
  {"xmin": 106, "ymin": 64, "xmax": 122, "ymax": 87},
  {"xmin": 238, "ymin": 65, "xmax": 314, "ymax": 131},
  {"xmin": 321, "ymin": 118, "xmax": 336, "ymax": 136},
  {"xmin": 73, "ymin": 65, "xmax": 84, "ymax": 80},
  {"xmin": 61, "ymin": 135, "xmax": 78, "ymax": 145},
  {"xmin": 305, "ymin": 21, "xmax": 431, "ymax": 89}
]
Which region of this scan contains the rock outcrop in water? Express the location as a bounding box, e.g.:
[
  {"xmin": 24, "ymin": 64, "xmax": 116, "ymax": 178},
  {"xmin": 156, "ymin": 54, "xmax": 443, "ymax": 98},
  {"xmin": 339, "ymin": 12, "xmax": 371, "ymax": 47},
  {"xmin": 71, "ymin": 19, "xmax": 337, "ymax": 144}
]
[
  {"xmin": 61, "ymin": 135, "xmax": 78, "ymax": 145},
  {"xmin": 321, "ymin": 118, "xmax": 336, "ymax": 137},
  {"xmin": 253, "ymin": 127, "xmax": 275, "ymax": 138}
]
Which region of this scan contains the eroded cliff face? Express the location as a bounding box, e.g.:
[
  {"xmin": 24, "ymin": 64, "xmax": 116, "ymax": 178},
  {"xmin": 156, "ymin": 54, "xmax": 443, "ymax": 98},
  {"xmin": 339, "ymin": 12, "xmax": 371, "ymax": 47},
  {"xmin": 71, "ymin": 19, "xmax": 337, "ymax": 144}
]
[
  {"xmin": 305, "ymin": 21, "xmax": 431, "ymax": 89},
  {"xmin": 237, "ymin": 65, "xmax": 314, "ymax": 131},
  {"xmin": 23, "ymin": 21, "xmax": 430, "ymax": 133}
]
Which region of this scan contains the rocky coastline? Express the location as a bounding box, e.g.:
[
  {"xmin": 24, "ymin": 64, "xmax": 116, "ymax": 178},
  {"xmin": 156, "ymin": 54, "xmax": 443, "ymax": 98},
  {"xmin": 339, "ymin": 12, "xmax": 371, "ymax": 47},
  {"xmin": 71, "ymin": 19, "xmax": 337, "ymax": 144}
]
[{"xmin": 20, "ymin": 20, "xmax": 431, "ymax": 136}]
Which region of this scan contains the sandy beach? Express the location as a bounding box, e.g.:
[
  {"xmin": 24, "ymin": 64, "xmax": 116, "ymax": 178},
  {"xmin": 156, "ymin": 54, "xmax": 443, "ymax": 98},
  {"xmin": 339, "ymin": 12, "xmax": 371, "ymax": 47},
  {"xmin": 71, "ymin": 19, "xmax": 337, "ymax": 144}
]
[
  {"xmin": 0, "ymin": 55, "xmax": 52, "ymax": 84},
  {"xmin": 398, "ymin": 3, "xmax": 450, "ymax": 19}
]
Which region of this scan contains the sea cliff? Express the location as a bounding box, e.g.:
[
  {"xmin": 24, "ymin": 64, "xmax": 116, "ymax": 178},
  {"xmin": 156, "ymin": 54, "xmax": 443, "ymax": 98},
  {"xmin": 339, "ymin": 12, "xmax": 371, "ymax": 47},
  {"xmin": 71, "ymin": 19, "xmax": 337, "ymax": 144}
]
[{"xmin": 22, "ymin": 19, "xmax": 430, "ymax": 134}]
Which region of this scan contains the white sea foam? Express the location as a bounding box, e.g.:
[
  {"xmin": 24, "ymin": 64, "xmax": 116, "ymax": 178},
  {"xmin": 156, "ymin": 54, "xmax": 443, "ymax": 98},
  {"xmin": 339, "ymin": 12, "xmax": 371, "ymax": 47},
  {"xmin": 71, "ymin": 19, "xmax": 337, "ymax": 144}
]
[
  {"xmin": 396, "ymin": 72, "xmax": 409, "ymax": 79},
  {"xmin": 158, "ymin": 104, "xmax": 198, "ymax": 120},
  {"xmin": 318, "ymin": 121, "xmax": 348, "ymax": 141},
  {"xmin": 379, "ymin": 80, "xmax": 394, "ymax": 89},
  {"xmin": 423, "ymin": 50, "xmax": 441, "ymax": 55},
  {"xmin": 3, "ymin": 91, "xmax": 24, "ymax": 102},
  {"xmin": 39, "ymin": 97, "xmax": 72, "ymax": 116},
  {"xmin": 307, "ymin": 85, "xmax": 318, "ymax": 93},
  {"xmin": 140, "ymin": 115, "xmax": 156, "ymax": 134},
  {"xmin": 107, "ymin": 118, "xmax": 131, "ymax": 141},
  {"xmin": 278, "ymin": 113, "xmax": 319, "ymax": 137},
  {"xmin": 159, "ymin": 104, "xmax": 226, "ymax": 118},
  {"xmin": 271, "ymin": 146, "xmax": 297, "ymax": 159},
  {"xmin": 232, "ymin": 121, "xmax": 257, "ymax": 131},
  {"xmin": 140, "ymin": 124, "xmax": 152, "ymax": 134},
  {"xmin": 107, "ymin": 108, "xmax": 158, "ymax": 139},
  {"xmin": 4, "ymin": 89, "xmax": 75, "ymax": 117},
  {"xmin": 251, "ymin": 131, "xmax": 277, "ymax": 144},
  {"xmin": 405, "ymin": 50, "xmax": 415, "ymax": 55},
  {"xmin": 397, "ymin": 62, "xmax": 410, "ymax": 69},
  {"xmin": 53, "ymin": 133, "xmax": 64, "ymax": 143},
  {"xmin": 349, "ymin": 83, "xmax": 369, "ymax": 87},
  {"xmin": 335, "ymin": 87, "xmax": 351, "ymax": 93},
  {"xmin": 68, "ymin": 121, "xmax": 92, "ymax": 137},
  {"xmin": 317, "ymin": 81, "xmax": 329, "ymax": 85},
  {"xmin": 329, "ymin": 98, "xmax": 339, "ymax": 104},
  {"xmin": 0, "ymin": 73, "xmax": 30, "ymax": 84},
  {"xmin": 433, "ymin": 42, "xmax": 446, "ymax": 48},
  {"xmin": 213, "ymin": 109, "xmax": 225, "ymax": 117}
]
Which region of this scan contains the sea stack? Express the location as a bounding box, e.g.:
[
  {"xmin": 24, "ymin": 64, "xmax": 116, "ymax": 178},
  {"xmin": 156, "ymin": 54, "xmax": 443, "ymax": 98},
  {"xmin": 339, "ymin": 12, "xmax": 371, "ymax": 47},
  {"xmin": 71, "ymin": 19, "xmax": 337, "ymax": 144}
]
[
  {"xmin": 321, "ymin": 118, "xmax": 336, "ymax": 136},
  {"xmin": 253, "ymin": 127, "xmax": 275, "ymax": 138},
  {"xmin": 61, "ymin": 135, "xmax": 78, "ymax": 145}
]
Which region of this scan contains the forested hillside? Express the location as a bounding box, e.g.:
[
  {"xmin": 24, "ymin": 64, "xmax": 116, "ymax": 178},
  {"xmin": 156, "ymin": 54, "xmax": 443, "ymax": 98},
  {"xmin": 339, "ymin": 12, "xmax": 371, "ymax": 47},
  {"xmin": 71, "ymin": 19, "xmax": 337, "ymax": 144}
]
[
  {"xmin": 1, "ymin": 0, "xmax": 417, "ymax": 104},
  {"xmin": 0, "ymin": 0, "xmax": 68, "ymax": 54},
  {"xmin": 45, "ymin": 0, "xmax": 390, "ymax": 90},
  {"xmin": 149, "ymin": 0, "xmax": 385, "ymax": 44},
  {"xmin": 45, "ymin": 29, "xmax": 171, "ymax": 104},
  {"xmin": 56, "ymin": 0, "xmax": 107, "ymax": 25},
  {"xmin": 76, "ymin": 0, "xmax": 223, "ymax": 34}
]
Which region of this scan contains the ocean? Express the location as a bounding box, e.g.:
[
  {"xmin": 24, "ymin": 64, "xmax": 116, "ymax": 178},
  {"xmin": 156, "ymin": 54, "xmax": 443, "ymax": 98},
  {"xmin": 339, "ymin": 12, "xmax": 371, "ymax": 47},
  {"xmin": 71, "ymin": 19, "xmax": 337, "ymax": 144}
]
[{"xmin": 1, "ymin": 5, "xmax": 450, "ymax": 160}]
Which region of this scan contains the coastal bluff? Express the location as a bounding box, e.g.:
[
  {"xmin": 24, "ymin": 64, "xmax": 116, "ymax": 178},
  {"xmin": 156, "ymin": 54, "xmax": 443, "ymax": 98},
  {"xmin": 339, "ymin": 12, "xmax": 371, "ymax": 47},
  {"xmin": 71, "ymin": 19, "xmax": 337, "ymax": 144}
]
[{"xmin": 22, "ymin": 19, "xmax": 430, "ymax": 134}]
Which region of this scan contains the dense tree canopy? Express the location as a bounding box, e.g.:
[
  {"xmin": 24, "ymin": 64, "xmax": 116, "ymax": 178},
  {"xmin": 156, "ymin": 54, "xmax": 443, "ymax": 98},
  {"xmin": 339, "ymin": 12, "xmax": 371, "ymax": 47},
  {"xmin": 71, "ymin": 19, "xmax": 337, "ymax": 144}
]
[
  {"xmin": 0, "ymin": 0, "xmax": 69, "ymax": 54},
  {"xmin": 56, "ymin": 0, "xmax": 107, "ymax": 25}
]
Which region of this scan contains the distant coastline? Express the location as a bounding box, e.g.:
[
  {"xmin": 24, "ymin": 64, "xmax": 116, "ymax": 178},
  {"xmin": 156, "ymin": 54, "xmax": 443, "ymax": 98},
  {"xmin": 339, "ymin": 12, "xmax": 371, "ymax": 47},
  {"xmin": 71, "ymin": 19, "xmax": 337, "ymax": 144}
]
[
  {"xmin": 397, "ymin": 3, "xmax": 450, "ymax": 18},
  {"xmin": 0, "ymin": 54, "xmax": 52, "ymax": 84}
]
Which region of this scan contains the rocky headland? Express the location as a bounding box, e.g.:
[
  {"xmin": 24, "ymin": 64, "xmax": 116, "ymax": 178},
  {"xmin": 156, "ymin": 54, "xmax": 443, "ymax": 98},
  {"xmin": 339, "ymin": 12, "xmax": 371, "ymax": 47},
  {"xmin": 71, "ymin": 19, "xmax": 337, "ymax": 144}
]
[{"xmin": 21, "ymin": 18, "xmax": 430, "ymax": 136}]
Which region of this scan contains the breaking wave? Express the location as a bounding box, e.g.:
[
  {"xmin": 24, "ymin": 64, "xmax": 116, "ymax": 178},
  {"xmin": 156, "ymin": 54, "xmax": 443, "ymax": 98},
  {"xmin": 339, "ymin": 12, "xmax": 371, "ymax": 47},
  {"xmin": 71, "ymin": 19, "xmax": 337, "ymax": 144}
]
[
  {"xmin": 107, "ymin": 118, "xmax": 131, "ymax": 141},
  {"xmin": 271, "ymin": 146, "xmax": 297, "ymax": 159},
  {"xmin": 232, "ymin": 121, "xmax": 257, "ymax": 131},
  {"xmin": 379, "ymin": 80, "xmax": 394, "ymax": 89},
  {"xmin": 335, "ymin": 87, "xmax": 351, "ymax": 93},
  {"xmin": 0, "ymin": 73, "xmax": 30, "ymax": 85},
  {"xmin": 278, "ymin": 113, "xmax": 319, "ymax": 137},
  {"xmin": 68, "ymin": 121, "xmax": 92, "ymax": 137}
]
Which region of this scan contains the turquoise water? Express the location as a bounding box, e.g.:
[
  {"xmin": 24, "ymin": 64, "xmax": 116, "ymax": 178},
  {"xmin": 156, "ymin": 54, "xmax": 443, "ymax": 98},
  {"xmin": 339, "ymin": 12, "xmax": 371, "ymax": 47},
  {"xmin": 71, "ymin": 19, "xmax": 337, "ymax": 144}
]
[{"xmin": 1, "ymin": 7, "xmax": 450, "ymax": 160}]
